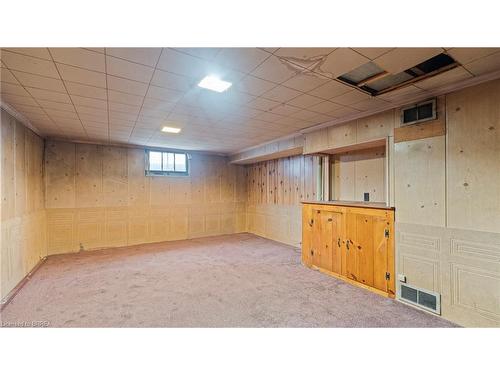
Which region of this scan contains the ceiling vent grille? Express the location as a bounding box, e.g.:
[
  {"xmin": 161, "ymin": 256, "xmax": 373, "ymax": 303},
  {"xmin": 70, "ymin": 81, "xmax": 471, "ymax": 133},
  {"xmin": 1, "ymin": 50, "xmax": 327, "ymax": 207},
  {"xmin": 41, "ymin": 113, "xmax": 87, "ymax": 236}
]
[
  {"xmin": 400, "ymin": 98, "xmax": 437, "ymax": 126},
  {"xmin": 398, "ymin": 282, "xmax": 441, "ymax": 315}
]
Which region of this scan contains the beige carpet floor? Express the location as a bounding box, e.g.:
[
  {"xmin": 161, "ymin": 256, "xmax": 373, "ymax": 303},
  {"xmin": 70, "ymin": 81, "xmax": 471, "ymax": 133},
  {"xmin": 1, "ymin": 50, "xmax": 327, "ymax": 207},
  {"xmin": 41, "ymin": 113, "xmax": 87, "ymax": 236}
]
[{"xmin": 1, "ymin": 233, "xmax": 457, "ymax": 327}]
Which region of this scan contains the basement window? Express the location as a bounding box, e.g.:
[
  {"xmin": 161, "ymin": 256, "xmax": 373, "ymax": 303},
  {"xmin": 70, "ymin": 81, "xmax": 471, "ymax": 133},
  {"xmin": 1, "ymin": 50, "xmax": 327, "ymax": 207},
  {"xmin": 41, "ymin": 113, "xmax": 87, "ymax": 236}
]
[{"xmin": 145, "ymin": 150, "xmax": 189, "ymax": 176}]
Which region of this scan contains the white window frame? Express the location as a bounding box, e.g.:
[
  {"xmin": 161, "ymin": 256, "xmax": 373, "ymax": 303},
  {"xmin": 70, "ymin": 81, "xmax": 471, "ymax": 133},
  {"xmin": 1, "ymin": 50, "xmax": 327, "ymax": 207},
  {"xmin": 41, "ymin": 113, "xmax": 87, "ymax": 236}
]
[{"xmin": 145, "ymin": 149, "xmax": 190, "ymax": 176}]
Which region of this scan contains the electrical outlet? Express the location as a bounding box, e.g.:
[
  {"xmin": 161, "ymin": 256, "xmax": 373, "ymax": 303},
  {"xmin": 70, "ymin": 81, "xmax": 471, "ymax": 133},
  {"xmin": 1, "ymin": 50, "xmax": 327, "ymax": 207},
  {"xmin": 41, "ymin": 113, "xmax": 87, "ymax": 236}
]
[
  {"xmin": 364, "ymin": 192, "xmax": 369, "ymax": 201},
  {"xmin": 398, "ymin": 274, "xmax": 407, "ymax": 283}
]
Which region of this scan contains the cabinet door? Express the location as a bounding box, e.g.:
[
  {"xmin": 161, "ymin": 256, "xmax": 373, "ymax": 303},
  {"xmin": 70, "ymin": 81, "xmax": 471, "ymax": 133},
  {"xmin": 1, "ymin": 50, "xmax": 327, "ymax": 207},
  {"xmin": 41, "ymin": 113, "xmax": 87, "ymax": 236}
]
[
  {"xmin": 346, "ymin": 211, "xmax": 390, "ymax": 291},
  {"xmin": 346, "ymin": 213, "xmax": 374, "ymax": 286},
  {"xmin": 310, "ymin": 209, "xmax": 342, "ymax": 273}
]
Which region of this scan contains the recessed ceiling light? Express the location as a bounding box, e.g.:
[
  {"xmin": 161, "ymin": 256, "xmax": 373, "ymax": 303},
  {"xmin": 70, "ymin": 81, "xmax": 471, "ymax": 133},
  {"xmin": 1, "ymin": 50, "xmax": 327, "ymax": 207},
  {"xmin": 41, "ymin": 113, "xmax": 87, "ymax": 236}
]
[
  {"xmin": 161, "ymin": 126, "xmax": 181, "ymax": 134},
  {"xmin": 198, "ymin": 75, "xmax": 232, "ymax": 92}
]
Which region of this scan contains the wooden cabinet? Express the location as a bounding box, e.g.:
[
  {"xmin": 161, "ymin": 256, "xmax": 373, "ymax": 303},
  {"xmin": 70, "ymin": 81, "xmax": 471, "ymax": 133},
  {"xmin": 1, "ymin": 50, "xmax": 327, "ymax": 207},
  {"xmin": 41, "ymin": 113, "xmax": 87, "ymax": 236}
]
[{"xmin": 302, "ymin": 202, "xmax": 395, "ymax": 298}]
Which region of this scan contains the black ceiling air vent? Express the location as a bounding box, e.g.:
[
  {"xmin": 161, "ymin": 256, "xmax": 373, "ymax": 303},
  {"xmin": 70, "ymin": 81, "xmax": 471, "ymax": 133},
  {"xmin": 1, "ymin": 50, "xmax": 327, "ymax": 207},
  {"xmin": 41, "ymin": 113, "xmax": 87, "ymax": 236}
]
[
  {"xmin": 400, "ymin": 98, "xmax": 436, "ymax": 126},
  {"xmin": 338, "ymin": 53, "xmax": 459, "ymax": 96}
]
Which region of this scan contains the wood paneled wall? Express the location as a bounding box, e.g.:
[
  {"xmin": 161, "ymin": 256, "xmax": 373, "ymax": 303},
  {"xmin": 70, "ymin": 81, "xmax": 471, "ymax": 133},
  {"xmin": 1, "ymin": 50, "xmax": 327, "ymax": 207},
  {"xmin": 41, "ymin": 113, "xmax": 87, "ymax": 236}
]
[
  {"xmin": 245, "ymin": 155, "xmax": 320, "ymax": 246},
  {"xmin": 394, "ymin": 79, "xmax": 500, "ymax": 327},
  {"xmin": 1, "ymin": 109, "xmax": 46, "ymax": 300},
  {"xmin": 44, "ymin": 141, "xmax": 247, "ymax": 255},
  {"xmin": 332, "ymin": 146, "xmax": 386, "ymax": 203}
]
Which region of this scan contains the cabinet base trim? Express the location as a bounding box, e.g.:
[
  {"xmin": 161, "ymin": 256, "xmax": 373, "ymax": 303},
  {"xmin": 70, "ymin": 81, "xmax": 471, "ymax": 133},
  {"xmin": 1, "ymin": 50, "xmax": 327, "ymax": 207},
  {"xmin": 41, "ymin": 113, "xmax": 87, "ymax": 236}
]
[{"xmin": 308, "ymin": 264, "xmax": 394, "ymax": 299}]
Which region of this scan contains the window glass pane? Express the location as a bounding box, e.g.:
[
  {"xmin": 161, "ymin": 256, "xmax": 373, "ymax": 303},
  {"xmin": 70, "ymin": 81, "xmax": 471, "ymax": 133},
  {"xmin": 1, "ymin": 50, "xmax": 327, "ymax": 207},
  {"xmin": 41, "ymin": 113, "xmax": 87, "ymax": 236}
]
[
  {"xmin": 174, "ymin": 153, "xmax": 186, "ymax": 172},
  {"xmin": 163, "ymin": 152, "xmax": 174, "ymax": 171},
  {"xmin": 149, "ymin": 151, "xmax": 162, "ymax": 171}
]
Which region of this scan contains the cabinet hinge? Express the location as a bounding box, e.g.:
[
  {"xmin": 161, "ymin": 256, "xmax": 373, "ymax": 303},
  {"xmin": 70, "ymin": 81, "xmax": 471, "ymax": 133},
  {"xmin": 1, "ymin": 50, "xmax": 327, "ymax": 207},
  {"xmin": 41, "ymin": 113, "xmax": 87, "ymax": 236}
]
[
  {"xmin": 384, "ymin": 229, "xmax": 390, "ymax": 238},
  {"xmin": 385, "ymin": 272, "xmax": 390, "ymax": 280}
]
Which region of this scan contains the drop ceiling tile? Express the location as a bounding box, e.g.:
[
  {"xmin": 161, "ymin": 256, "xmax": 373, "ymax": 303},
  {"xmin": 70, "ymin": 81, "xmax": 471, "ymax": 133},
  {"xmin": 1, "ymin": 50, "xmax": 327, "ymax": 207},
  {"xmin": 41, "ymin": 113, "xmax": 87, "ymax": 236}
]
[
  {"xmin": 82, "ymin": 120, "xmax": 108, "ymax": 128},
  {"xmin": 49, "ymin": 48, "xmax": 105, "ymax": 72},
  {"xmin": 220, "ymin": 90, "xmax": 256, "ymax": 106},
  {"xmin": 174, "ymin": 48, "xmax": 221, "ymax": 61},
  {"xmin": 108, "ymin": 101, "xmax": 141, "ymax": 115},
  {"xmin": 308, "ymin": 100, "xmax": 344, "ymax": 114},
  {"xmin": 106, "ymin": 56, "xmax": 154, "ymax": 83},
  {"xmin": 352, "ymin": 48, "xmax": 394, "ymax": 60},
  {"xmin": 1, "ymin": 50, "xmax": 59, "ymax": 78},
  {"xmin": 291, "ymin": 109, "xmax": 322, "ymax": 120},
  {"xmin": 0, "ymin": 68, "xmax": 18, "ymax": 84},
  {"xmin": 376, "ymin": 84, "xmax": 425, "ymax": 102},
  {"xmin": 314, "ymin": 48, "xmax": 370, "ymax": 78},
  {"xmin": 146, "ymin": 85, "xmax": 184, "ymax": 102},
  {"xmin": 0, "ymin": 82, "xmax": 30, "ymax": 97},
  {"xmin": 253, "ymin": 111, "xmax": 284, "ymax": 123},
  {"xmin": 3, "ymin": 48, "xmax": 51, "ymax": 60},
  {"xmin": 447, "ymin": 48, "xmax": 500, "ymax": 65},
  {"xmin": 107, "ymin": 90, "xmax": 144, "ymax": 106},
  {"xmin": 139, "ymin": 108, "xmax": 169, "ymax": 119},
  {"xmin": 309, "ymin": 113, "xmax": 333, "ymax": 124},
  {"xmin": 157, "ymin": 48, "xmax": 210, "ymax": 78},
  {"xmin": 260, "ymin": 85, "xmax": 301, "ymax": 102},
  {"xmin": 307, "ymin": 79, "xmax": 353, "ymax": 99},
  {"xmin": 57, "ymin": 63, "xmax": 106, "ymax": 87},
  {"xmin": 37, "ymin": 99, "xmax": 75, "ymax": 112},
  {"xmin": 75, "ymin": 106, "xmax": 107, "ymax": 116},
  {"xmin": 78, "ymin": 112, "xmax": 109, "ymax": 123},
  {"xmin": 71, "ymin": 95, "xmax": 107, "ymax": 110},
  {"xmin": 286, "ymin": 93, "xmax": 324, "ymax": 109},
  {"xmin": 109, "ymin": 118, "xmax": 135, "ymax": 127},
  {"xmin": 84, "ymin": 48, "xmax": 105, "ymax": 54},
  {"xmin": 142, "ymin": 97, "xmax": 177, "ymax": 111},
  {"xmin": 464, "ymin": 51, "xmax": 500, "ymax": 76},
  {"xmin": 281, "ymin": 72, "xmax": 330, "ymax": 92},
  {"xmin": 150, "ymin": 69, "xmax": 194, "ymax": 92},
  {"xmin": 65, "ymin": 81, "xmax": 107, "ymax": 100},
  {"xmin": 1, "ymin": 94, "xmax": 39, "ymax": 106},
  {"xmin": 106, "ymin": 75, "xmax": 148, "ymax": 96},
  {"xmin": 9, "ymin": 103, "xmax": 45, "ymax": 115},
  {"xmin": 25, "ymin": 87, "xmax": 71, "ymax": 103},
  {"xmin": 414, "ymin": 66, "xmax": 473, "ymax": 90},
  {"xmin": 106, "ymin": 48, "xmax": 162, "ymax": 67},
  {"xmin": 12, "ymin": 70, "xmax": 66, "ymax": 93},
  {"xmin": 236, "ymin": 75, "xmax": 276, "ymax": 96},
  {"xmin": 274, "ymin": 48, "xmax": 335, "ymax": 68},
  {"xmin": 267, "ymin": 103, "xmax": 301, "ymax": 116},
  {"xmin": 214, "ymin": 48, "xmax": 271, "ymax": 73},
  {"xmin": 246, "ymin": 97, "xmax": 280, "ymax": 111},
  {"xmin": 374, "ymin": 48, "xmax": 444, "ymax": 74},
  {"xmin": 327, "ymin": 106, "xmax": 361, "ymax": 118},
  {"xmin": 330, "ymin": 89, "xmax": 370, "ymax": 106},
  {"xmin": 250, "ymin": 55, "xmax": 301, "ymax": 84},
  {"xmin": 350, "ymin": 97, "xmax": 388, "ymax": 111},
  {"xmin": 45, "ymin": 109, "xmax": 79, "ymax": 120}
]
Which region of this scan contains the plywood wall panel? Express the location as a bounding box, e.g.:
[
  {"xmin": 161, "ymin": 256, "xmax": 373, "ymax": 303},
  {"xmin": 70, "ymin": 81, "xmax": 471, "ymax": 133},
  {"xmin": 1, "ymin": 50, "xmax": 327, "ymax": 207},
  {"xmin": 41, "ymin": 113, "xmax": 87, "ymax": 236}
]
[
  {"xmin": 327, "ymin": 120, "xmax": 357, "ymax": 149},
  {"xmin": 356, "ymin": 110, "xmax": 394, "ymax": 143},
  {"xmin": 446, "ymin": 79, "xmax": 500, "ymax": 233},
  {"xmin": 76, "ymin": 144, "xmax": 103, "ymax": 208},
  {"xmin": 1, "ymin": 109, "xmax": 46, "ymax": 300},
  {"xmin": 44, "ymin": 141, "xmax": 246, "ymax": 254},
  {"xmin": 102, "ymin": 146, "xmax": 128, "ymax": 207},
  {"xmin": 394, "ymin": 136, "xmax": 446, "ymax": 226},
  {"xmin": 45, "ymin": 141, "xmax": 75, "ymax": 208}
]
